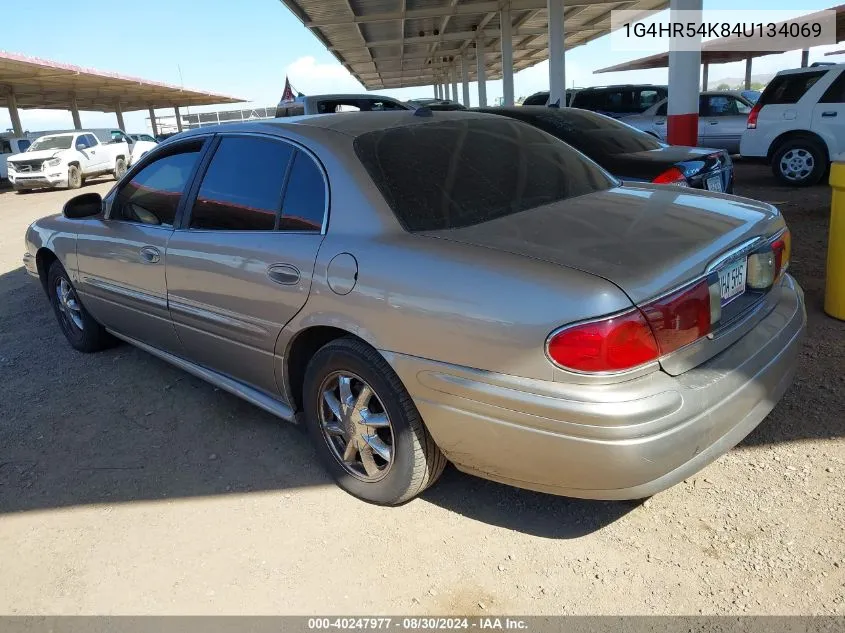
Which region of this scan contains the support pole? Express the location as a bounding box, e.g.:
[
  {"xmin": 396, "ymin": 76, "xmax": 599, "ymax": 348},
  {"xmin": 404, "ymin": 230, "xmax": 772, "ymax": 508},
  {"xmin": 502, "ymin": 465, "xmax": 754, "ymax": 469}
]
[
  {"xmin": 476, "ymin": 37, "xmax": 488, "ymax": 107},
  {"xmin": 115, "ymin": 100, "xmax": 126, "ymax": 131},
  {"xmin": 433, "ymin": 83, "xmax": 438, "ymax": 99},
  {"xmin": 548, "ymin": 0, "xmax": 566, "ymax": 107},
  {"xmin": 70, "ymin": 95, "xmax": 82, "ymax": 130},
  {"xmin": 174, "ymin": 106, "xmax": 183, "ymax": 132},
  {"xmin": 666, "ymin": 0, "xmax": 702, "ymax": 146},
  {"xmin": 801, "ymin": 48, "xmax": 810, "ymax": 67},
  {"xmin": 500, "ymin": 3, "xmax": 514, "ymax": 106},
  {"xmin": 744, "ymin": 57, "xmax": 752, "ymax": 90},
  {"xmin": 451, "ymin": 65, "xmax": 458, "ymax": 104},
  {"xmin": 149, "ymin": 107, "xmax": 158, "ymax": 137},
  {"xmin": 444, "ymin": 77, "xmax": 450, "ymax": 101},
  {"xmin": 7, "ymin": 89, "xmax": 23, "ymax": 137},
  {"xmin": 461, "ymin": 55, "xmax": 471, "ymax": 106},
  {"xmin": 702, "ymin": 62, "xmax": 709, "ymax": 92}
]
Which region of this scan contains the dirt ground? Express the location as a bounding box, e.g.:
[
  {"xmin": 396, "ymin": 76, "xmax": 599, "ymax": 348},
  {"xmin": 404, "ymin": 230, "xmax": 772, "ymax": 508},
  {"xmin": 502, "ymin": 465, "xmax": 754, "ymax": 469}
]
[{"xmin": 0, "ymin": 165, "xmax": 843, "ymax": 615}]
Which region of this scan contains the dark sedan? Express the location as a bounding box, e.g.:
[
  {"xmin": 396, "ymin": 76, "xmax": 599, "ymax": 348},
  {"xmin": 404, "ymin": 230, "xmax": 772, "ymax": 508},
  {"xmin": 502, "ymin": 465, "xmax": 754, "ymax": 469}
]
[{"xmin": 472, "ymin": 106, "xmax": 734, "ymax": 193}]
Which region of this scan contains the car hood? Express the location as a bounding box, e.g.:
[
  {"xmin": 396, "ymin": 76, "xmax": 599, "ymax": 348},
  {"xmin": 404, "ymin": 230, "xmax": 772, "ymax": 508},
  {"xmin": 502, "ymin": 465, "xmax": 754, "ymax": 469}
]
[
  {"xmin": 7, "ymin": 150, "xmax": 62, "ymax": 162},
  {"xmin": 421, "ymin": 183, "xmax": 783, "ymax": 303}
]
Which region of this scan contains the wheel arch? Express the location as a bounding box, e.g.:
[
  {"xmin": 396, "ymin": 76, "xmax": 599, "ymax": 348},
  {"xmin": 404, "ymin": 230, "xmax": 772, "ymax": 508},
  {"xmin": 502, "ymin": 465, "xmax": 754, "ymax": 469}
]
[
  {"xmin": 283, "ymin": 325, "xmax": 373, "ymax": 413},
  {"xmin": 767, "ymin": 130, "xmax": 830, "ymax": 163},
  {"xmin": 66, "ymin": 160, "xmax": 80, "ymax": 168},
  {"xmin": 35, "ymin": 247, "xmax": 58, "ymax": 294}
]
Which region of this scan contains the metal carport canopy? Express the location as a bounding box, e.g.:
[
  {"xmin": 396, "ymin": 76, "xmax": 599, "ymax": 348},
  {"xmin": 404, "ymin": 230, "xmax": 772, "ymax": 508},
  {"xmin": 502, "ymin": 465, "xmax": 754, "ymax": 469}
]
[
  {"xmin": 0, "ymin": 51, "xmax": 244, "ymax": 112},
  {"xmin": 279, "ymin": 0, "xmax": 669, "ymax": 90}
]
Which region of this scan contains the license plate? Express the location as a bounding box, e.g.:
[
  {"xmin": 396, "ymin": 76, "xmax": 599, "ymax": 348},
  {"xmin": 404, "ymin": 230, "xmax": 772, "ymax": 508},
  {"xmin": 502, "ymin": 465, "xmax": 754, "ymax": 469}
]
[
  {"xmin": 706, "ymin": 175, "xmax": 724, "ymax": 192},
  {"xmin": 719, "ymin": 257, "xmax": 747, "ymax": 306}
]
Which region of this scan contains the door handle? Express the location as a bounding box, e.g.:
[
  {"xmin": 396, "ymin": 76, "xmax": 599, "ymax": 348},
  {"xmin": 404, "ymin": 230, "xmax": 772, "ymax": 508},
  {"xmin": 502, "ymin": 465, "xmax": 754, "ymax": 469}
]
[
  {"xmin": 822, "ymin": 111, "xmax": 838, "ymax": 117},
  {"xmin": 708, "ymin": 120, "xmax": 719, "ymax": 125},
  {"xmin": 655, "ymin": 119, "xmax": 665, "ymax": 125},
  {"xmin": 267, "ymin": 263, "xmax": 300, "ymax": 285},
  {"xmin": 139, "ymin": 246, "xmax": 161, "ymax": 264}
]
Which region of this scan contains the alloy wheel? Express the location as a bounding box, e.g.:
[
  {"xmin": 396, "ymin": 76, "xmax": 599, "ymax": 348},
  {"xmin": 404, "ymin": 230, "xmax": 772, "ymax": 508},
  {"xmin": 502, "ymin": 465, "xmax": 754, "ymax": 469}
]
[
  {"xmin": 779, "ymin": 148, "xmax": 814, "ymax": 182},
  {"xmin": 318, "ymin": 370, "xmax": 394, "ymax": 482},
  {"xmin": 56, "ymin": 277, "xmax": 84, "ymax": 332}
]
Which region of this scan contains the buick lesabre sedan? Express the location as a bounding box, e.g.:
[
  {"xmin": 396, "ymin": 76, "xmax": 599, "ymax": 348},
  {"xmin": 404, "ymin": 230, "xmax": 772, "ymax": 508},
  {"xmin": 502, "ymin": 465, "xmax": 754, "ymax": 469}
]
[{"xmin": 23, "ymin": 111, "xmax": 805, "ymax": 505}]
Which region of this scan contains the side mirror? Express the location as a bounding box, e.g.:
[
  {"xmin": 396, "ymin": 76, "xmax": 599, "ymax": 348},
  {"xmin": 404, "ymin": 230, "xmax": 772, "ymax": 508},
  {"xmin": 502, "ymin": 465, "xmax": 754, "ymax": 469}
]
[
  {"xmin": 75, "ymin": 143, "xmax": 86, "ymax": 151},
  {"xmin": 63, "ymin": 193, "xmax": 103, "ymax": 219}
]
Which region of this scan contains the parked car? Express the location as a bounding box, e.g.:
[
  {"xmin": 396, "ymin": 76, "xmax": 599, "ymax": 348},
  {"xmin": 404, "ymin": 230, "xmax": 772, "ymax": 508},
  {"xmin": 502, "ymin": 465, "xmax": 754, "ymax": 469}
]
[
  {"xmin": 407, "ymin": 100, "xmax": 467, "ymax": 111},
  {"xmin": 1, "ymin": 136, "xmax": 32, "ymax": 181},
  {"xmin": 521, "ymin": 88, "xmax": 580, "ymax": 107},
  {"xmin": 625, "ymin": 91, "xmax": 753, "ymax": 154},
  {"xmin": 473, "ymin": 106, "xmax": 734, "ymax": 192},
  {"xmin": 124, "ymin": 132, "xmax": 158, "ymax": 165},
  {"xmin": 275, "ymin": 93, "xmax": 412, "ymax": 117},
  {"xmin": 7, "ymin": 131, "xmax": 129, "ymax": 192},
  {"xmin": 24, "ymin": 112, "xmax": 804, "ymax": 505},
  {"xmin": 569, "ymin": 84, "xmax": 668, "ymax": 118},
  {"xmin": 741, "ymin": 64, "xmax": 845, "ymax": 186},
  {"xmin": 740, "ymin": 89, "xmax": 761, "ymax": 105}
]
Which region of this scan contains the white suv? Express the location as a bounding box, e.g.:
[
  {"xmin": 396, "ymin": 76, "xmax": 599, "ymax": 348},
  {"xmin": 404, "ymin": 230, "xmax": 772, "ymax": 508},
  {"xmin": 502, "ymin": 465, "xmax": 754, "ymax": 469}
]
[
  {"xmin": 741, "ymin": 64, "xmax": 845, "ymax": 186},
  {"xmin": 7, "ymin": 131, "xmax": 129, "ymax": 192}
]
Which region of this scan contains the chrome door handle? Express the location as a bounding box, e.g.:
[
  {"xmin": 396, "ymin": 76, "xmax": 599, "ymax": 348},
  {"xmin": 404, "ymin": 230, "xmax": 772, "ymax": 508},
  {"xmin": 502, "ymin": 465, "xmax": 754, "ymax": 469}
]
[
  {"xmin": 139, "ymin": 246, "xmax": 161, "ymax": 264},
  {"xmin": 267, "ymin": 264, "xmax": 301, "ymax": 285}
]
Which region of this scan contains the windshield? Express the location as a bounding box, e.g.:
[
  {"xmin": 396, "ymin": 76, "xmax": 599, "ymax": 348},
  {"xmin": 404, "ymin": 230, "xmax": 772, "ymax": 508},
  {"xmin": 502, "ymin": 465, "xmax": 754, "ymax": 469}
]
[
  {"xmin": 354, "ymin": 117, "xmax": 616, "ymax": 232},
  {"xmin": 28, "ymin": 135, "xmax": 74, "ymax": 151},
  {"xmin": 505, "ymin": 108, "xmax": 665, "ymax": 157}
]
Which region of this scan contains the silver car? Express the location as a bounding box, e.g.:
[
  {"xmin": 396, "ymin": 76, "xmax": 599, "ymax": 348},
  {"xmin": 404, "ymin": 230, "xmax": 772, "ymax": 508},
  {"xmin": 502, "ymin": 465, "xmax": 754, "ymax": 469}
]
[
  {"xmin": 626, "ymin": 91, "xmax": 754, "ymax": 153},
  {"xmin": 23, "ymin": 112, "xmax": 805, "ymax": 505}
]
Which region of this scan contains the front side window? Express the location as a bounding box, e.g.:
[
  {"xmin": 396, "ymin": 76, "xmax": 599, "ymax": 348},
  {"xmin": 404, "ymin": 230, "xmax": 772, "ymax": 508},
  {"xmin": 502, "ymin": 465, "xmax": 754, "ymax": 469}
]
[
  {"xmin": 75, "ymin": 135, "xmax": 91, "ymax": 150},
  {"xmin": 0, "ymin": 139, "xmax": 10, "ymax": 154},
  {"xmin": 190, "ymin": 136, "xmax": 294, "ymax": 231},
  {"xmin": 638, "ymin": 90, "xmax": 660, "ymax": 110},
  {"xmin": 820, "ymin": 71, "xmax": 845, "ymax": 103},
  {"xmin": 84, "ymin": 134, "xmax": 99, "ymax": 147},
  {"xmin": 354, "ymin": 118, "xmax": 615, "ymax": 232},
  {"xmin": 112, "ymin": 144, "xmax": 202, "ymax": 226}
]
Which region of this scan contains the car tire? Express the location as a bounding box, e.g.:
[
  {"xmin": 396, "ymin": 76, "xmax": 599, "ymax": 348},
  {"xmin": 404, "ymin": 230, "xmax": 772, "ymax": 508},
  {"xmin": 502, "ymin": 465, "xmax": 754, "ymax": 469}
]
[
  {"xmin": 14, "ymin": 186, "xmax": 31, "ymax": 194},
  {"xmin": 302, "ymin": 337, "xmax": 447, "ymax": 505},
  {"xmin": 771, "ymin": 136, "xmax": 827, "ymax": 186},
  {"xmin": 67, "ymin": 164, "xmax": 82, "ymax": 189},
  {"xmin": 113, "ymin": 157, "xmax": 127, "ymax": 181},
  {"xmin": 47, "ymin": 260, "xmax": 115, "ymax": 353}
]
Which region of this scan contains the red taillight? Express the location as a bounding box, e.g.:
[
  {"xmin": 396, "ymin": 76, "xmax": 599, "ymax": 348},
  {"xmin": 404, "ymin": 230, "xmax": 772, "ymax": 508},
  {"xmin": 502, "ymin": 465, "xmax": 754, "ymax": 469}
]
[
  {"xmin": 547, "ymin": 279, "xmax": 720, "ymax": 373},
  {"xmin": 547, "ymin": 310, "xmax": 659, "ymax": 373},
  {"xmin": 772, "ymin": 229, "xmax": 791, "ymax": 281},
  {"xmin": 652, "ymin": 166, "xmax": 689, "ymax": 186},
  {"xmin": 747, "ymin": 102, "xmax": 762, "ymax": 129}
]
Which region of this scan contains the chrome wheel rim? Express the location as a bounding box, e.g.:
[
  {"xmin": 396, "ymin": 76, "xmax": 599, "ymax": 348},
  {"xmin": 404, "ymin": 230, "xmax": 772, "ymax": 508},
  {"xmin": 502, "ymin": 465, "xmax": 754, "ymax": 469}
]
[
  {"xmin": 780, "ymin": 148, "xmax": 814, "ymax": 182},
  {"xmin": 318, "ymin": 371, "xmax": 394, "ymax": 482},
  {"xmin": 56, "ymin": 277, "xmax": 83, "ymax": 331},
  {"xmin": 69, "ymin": 169, "xmax": 80, "ymax": 187}
]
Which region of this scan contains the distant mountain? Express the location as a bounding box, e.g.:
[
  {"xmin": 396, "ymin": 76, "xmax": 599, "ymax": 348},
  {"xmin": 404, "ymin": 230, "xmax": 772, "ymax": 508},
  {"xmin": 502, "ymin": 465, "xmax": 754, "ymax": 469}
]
[{"xmin": 706, "ymin": 73, "xmax": 774, "ymax": 90}]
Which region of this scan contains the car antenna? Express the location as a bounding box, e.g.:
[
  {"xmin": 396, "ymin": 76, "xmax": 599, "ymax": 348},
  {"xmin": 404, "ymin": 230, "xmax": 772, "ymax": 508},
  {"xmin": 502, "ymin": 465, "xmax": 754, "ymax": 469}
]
[
  {"xmin": 414, "ymin": 106, "xmax": 433, "ymax": 117},
  {"xmin": 548, "ymin": 99, "xmax": 561, "ymax": 109}
]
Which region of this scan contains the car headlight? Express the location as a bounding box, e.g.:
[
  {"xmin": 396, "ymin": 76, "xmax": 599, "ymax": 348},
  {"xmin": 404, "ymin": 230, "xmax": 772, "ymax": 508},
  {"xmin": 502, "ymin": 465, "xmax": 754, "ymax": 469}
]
[
  {"xmin": 7, "ymin": 163, "xmax": 16, "ymax": 172},
  {"xmin": 45, "ymin": 158, "xmax": 62, "ymax": 168}
]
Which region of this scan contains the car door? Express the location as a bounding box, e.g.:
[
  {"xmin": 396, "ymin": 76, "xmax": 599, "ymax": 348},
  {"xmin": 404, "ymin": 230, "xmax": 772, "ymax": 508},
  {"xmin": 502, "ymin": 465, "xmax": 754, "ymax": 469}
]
[
  {"xmin": 74, "ymin": 137, "xmax": 209, "ymax": 354},
  {"xmin": 73, "ymin": 134, "xmax": 99, "ymax": 174},
  {"xmin": 812, "ymin": 70, "xmax": 845, "ymax": 157},
  {"xmin": 700, "ymin": 95, "xmax": 751, "ymax": 152},
  {"xmin": 165, "ymin": 134, "xmax": 326, "ymax": 396}
]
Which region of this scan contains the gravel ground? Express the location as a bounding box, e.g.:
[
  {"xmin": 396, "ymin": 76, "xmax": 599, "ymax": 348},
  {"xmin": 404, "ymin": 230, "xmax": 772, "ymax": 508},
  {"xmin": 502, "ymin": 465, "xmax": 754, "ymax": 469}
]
[{"xmin": 0, "ymin": 165, "xmax": 843, "ymax": 615}]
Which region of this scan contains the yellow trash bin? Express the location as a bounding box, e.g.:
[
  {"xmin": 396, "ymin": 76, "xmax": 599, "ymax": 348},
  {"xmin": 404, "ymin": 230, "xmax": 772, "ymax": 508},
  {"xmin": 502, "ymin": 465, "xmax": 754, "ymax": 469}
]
[{"xmin": 826, "ymin": 161, "xmax": 845, "ymax": 320}]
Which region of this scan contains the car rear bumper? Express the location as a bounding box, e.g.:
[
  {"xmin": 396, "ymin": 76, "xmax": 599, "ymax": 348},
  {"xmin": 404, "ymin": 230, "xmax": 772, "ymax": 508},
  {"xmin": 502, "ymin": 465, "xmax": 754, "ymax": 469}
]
[{"xmin": 385, "ymin": 274, "xmax": 805, "ymax": 499}]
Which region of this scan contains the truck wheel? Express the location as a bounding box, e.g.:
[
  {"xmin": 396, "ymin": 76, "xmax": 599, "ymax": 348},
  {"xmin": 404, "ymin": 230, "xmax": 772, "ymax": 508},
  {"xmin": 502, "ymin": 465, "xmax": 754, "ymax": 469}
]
[
  {"xmin": 13, "ymin": 185, "xmax": 31, "ymax": 194},
  {"xmin": 113, "ymin": 157, "xmax": 127, "ymax": 181},
  {"xmin": 771, "ymin": 136, "xmax": 826, "ymax": 186},
  {"xmin": 67, "ymin": 165, "xmax": 82, "ymax": 189}
]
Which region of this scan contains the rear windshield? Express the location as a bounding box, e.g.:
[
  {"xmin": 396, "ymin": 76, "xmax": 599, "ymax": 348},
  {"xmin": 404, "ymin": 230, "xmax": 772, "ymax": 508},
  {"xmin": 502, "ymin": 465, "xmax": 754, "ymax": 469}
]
[
  {"xmin": 354, "ymin": 117, "xmax": 616, "ymax": 232},
  {"xmin": 490, "ymin": 108, "xmax": 664, "ymax": 157},
  {"xmin": 758, "ymin": 70, "xmax": 826, "ymax": 106}
]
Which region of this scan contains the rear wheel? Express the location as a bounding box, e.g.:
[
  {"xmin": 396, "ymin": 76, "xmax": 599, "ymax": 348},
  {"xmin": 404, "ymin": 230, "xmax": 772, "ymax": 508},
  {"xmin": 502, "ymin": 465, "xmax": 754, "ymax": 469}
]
[
  {"xmin": 47, "ymin": 261, "xmax": 115, "ymax": 353},
  {"xmin": 113, "ymin": 157, "xmax": 127, "ymax": 181},
  {"xmin": 67, "ymin": 164, "xmax": 82, "ymax": 189},
  {"xmin": 302, "ymin": 337, "xmax": 446, "ymax": 505},
  {"xmin": 771, "ymin": 136, "xmax": 826, "ymax": 186}
]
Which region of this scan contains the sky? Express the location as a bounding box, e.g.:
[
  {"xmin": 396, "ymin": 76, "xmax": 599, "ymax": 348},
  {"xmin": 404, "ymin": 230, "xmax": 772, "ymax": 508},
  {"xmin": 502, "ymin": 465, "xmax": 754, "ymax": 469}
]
[{"xmin": 1, "ymin": 0, "xmax": 841, "ymax": 134}]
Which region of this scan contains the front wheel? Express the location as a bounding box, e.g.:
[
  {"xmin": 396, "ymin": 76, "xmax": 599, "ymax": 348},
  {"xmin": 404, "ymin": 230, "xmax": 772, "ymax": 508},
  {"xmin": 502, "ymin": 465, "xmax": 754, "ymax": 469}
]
[
  {"xmin": 67, "ymin": 164, "xmax": 82, "ymax": 189},
  {"xmin": 47, "ymin": 261, "xmax": 115, "ymax": 353},
  {"xmin": 114, "ymin": 157, "xmax": 127, "ymax": 181},
  {"xmin": 771, "ymin": 137, "xmax": 827, "ymax": 186},
  {"xmin": 302, "ymin": 337, "xmax": 446, "ymax": 505}
]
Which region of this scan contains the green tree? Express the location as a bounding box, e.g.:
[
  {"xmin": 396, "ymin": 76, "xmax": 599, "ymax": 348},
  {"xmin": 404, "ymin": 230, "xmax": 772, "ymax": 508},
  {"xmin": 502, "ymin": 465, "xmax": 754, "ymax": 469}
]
[{"xmin": 716, "ymin": 83, "xmax": 731, "ymax": 90}]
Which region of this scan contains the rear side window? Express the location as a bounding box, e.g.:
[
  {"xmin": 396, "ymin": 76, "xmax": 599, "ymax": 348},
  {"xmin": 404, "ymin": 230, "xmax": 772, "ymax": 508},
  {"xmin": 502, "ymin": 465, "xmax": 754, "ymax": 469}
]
[
  {"xmin": 17, "ymin": 140, "xmax": 31, "ymax": 152},
  {"xmin": 112, "ymin": 144, "xmax": 202, "ymax": 226},
  {"xmin": 279, "ymin": 152, "xmax": 326, "ymax": 231},
  {"xmin": 190, "ymin": 136, "xmax": 294, "ymax": 231},
  {"xmin": 759, "ymin": 71, "xmax": 827, "ymax": 105},
  {"xmin": 0, "ymin": 139, "xmax": 10, "ymax": 153},
  {"xmin": 354, "ymin": 118, "xmax": 615, "ymax": 232}
]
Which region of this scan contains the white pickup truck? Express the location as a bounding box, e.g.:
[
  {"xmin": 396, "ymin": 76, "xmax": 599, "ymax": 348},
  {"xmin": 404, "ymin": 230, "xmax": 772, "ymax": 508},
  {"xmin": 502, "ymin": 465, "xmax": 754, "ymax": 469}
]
[{"xmin": 6, "ymin": 130, "xmax": 130, "ymax": 192}]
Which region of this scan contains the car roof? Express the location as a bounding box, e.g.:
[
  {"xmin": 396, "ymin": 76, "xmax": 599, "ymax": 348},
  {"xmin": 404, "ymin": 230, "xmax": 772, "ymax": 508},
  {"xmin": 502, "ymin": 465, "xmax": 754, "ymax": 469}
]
[
  {"xmin": 775, "ymin": 64, "xmax": 845, "ymax": 76},
  {"xmin": 576, "ymin": 84, "xmax": 667, "ymax": 91},
  {"xmin": 173, "ymin": 110, "xmax": 496, "ymax": 140}
]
